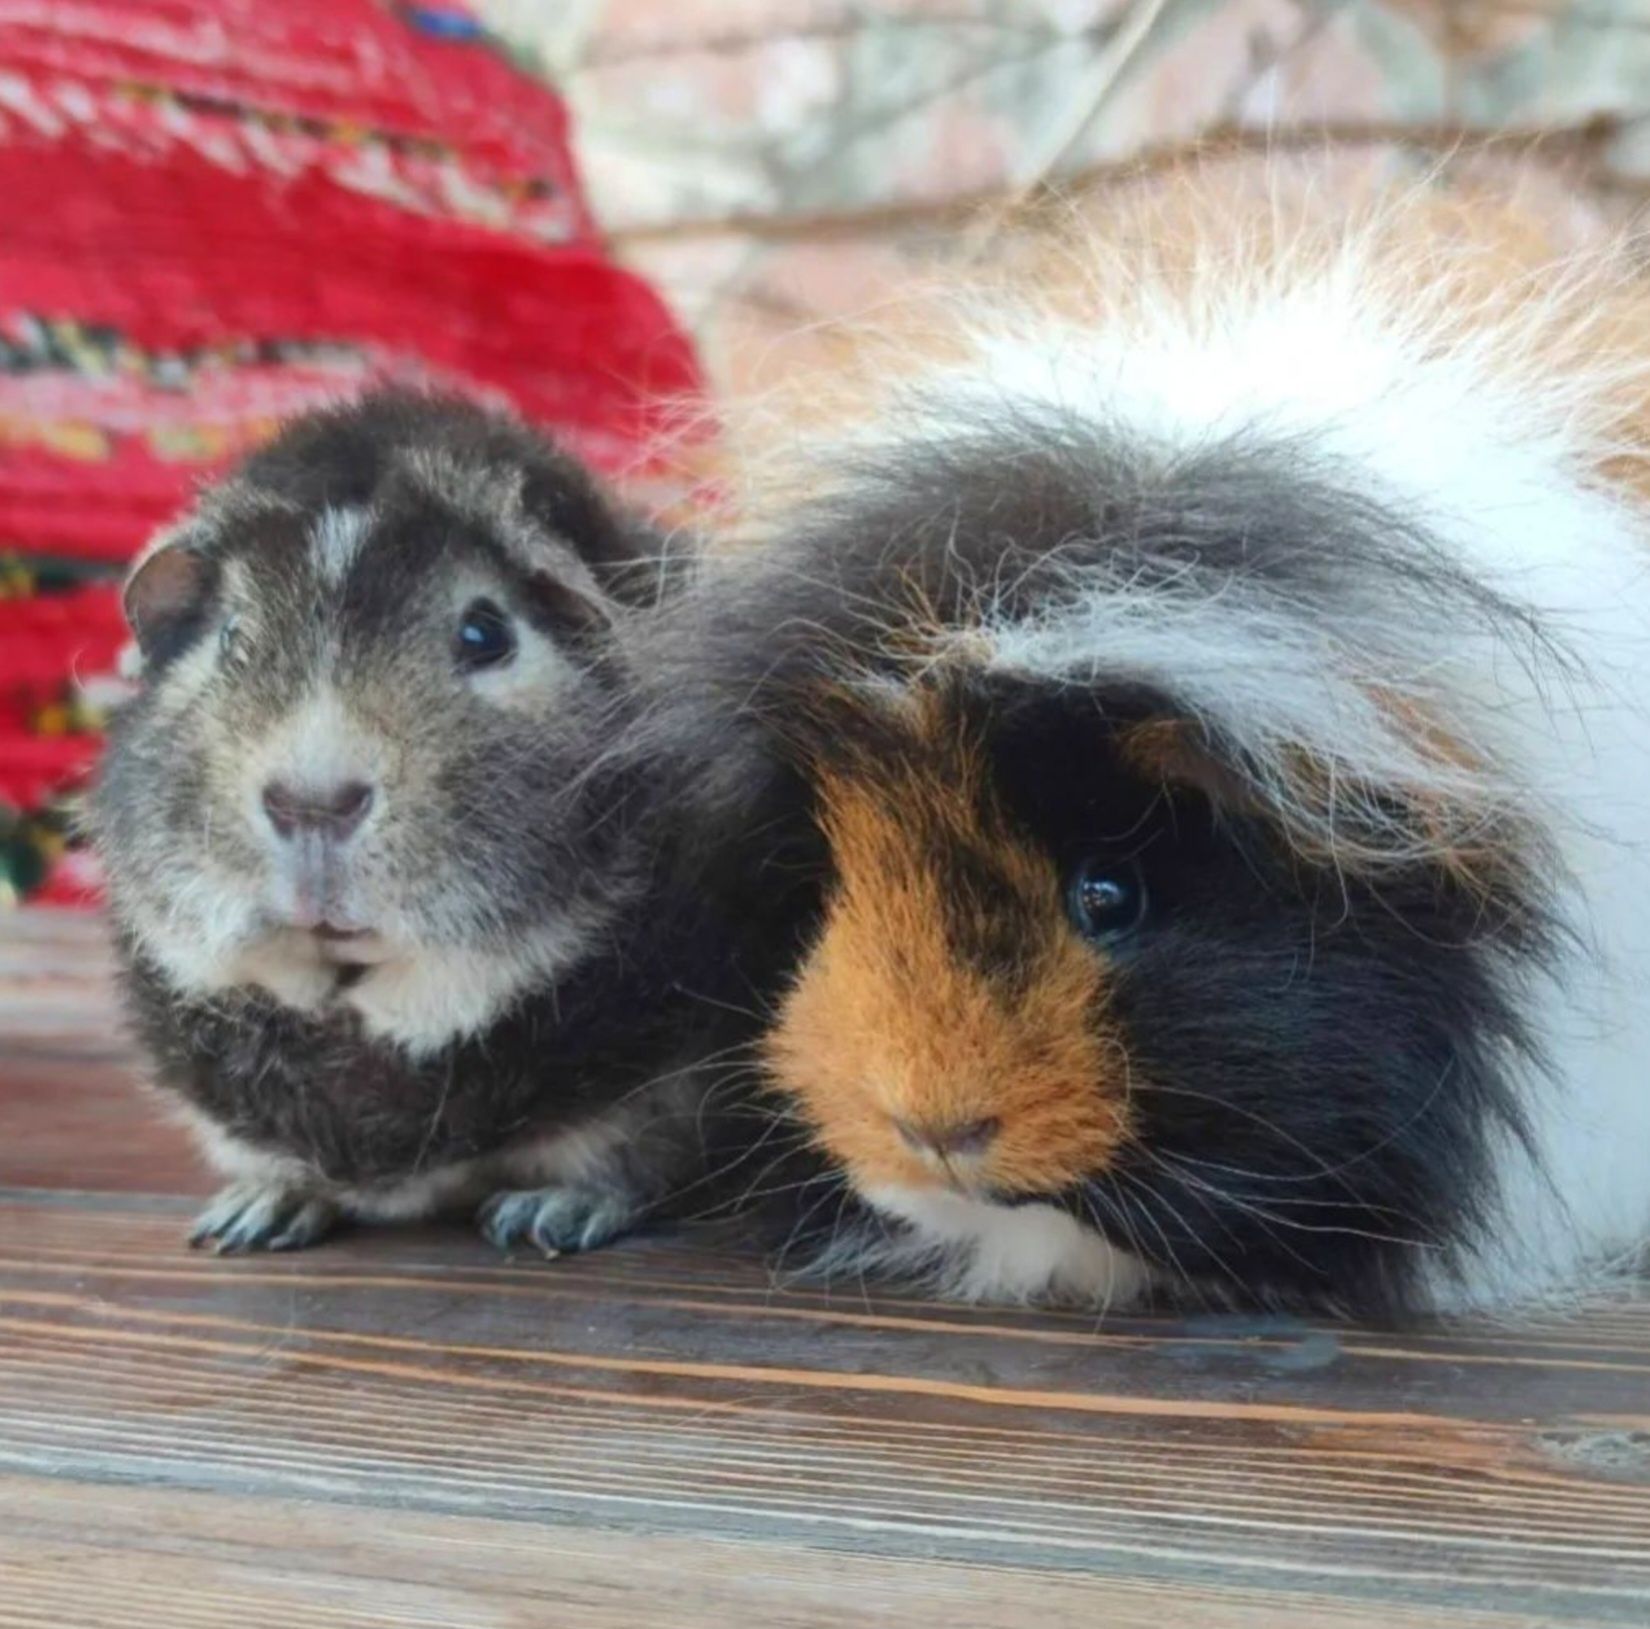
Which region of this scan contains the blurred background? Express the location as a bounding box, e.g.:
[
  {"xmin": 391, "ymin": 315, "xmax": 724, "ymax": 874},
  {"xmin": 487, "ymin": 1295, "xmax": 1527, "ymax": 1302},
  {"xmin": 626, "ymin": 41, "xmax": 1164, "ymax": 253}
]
[
  {"xmin": 5, "ymin": 0, "xmax": 1650, "ymax": 905},
  {"xmin": 502, "ymin": 0, "xmax": 1650, "ymax": 389}
]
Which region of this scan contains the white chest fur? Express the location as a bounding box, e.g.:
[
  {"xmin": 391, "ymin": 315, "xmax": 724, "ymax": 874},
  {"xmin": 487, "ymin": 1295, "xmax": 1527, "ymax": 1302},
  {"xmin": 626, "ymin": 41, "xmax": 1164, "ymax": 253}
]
[{"xmin": 862, "ymin": 1184, "xmax": 1154, "ymax": 1307}]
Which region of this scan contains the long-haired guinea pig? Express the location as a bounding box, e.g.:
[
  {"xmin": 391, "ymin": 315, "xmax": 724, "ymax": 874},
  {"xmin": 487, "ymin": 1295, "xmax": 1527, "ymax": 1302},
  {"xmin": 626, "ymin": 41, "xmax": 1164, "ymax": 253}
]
[
  {"xmin": 91, "ymin": 388, "xmax": 788, "ymax": 1255},
  {"xmin": 697, "ymin": 169, "xmax": 1650, "ymax": 1317}
]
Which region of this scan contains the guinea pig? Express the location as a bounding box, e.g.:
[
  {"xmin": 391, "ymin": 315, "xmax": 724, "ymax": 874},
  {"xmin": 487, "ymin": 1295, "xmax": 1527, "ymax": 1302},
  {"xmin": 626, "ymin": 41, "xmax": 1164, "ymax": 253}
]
[
  {"xmin": 91, "ymin": 388, "xmax": 776, "ymax": 1255},
  {"xmin": 700, "ymin": 169, "xmax": 1650, "ymax": 1317}
]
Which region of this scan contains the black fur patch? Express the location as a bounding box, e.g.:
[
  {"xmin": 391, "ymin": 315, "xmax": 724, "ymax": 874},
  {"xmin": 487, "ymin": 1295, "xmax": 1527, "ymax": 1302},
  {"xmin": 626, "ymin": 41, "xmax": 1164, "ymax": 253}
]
[
  {"xmin": 234, "ymin": 389, "xmax": 666, "ymax": 605},
  {"xmin": 982, "ymin": 681, "xmax": 1545, "ymax": 1317}
]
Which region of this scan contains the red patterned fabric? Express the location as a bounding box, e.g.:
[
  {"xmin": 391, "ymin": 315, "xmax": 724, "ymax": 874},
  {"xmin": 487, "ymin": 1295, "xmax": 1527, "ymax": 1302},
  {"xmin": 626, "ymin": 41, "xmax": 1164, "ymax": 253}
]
[
  {"xmin": 0, "ymin": 579, "xmax": 123, "ymax": 809},
  {"xmin": 0, "ymin": 0, "xmax": 702, "ymax": 872}
]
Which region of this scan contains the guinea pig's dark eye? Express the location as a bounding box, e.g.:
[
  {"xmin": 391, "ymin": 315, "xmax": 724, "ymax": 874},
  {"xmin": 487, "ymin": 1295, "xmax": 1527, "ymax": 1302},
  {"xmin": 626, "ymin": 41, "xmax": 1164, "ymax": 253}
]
[
  {"xmin": 454, "ymin": 597, "xmax": 516, "ymax": 671},
  {"xmin": 1066, "ymin": 857, "xmax": 1148, "ymax": 945}
]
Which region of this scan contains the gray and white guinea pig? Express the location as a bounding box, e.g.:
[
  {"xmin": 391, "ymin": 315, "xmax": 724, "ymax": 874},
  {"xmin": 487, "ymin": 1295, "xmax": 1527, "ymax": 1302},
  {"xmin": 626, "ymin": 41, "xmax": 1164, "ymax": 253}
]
[
  {"xmin": 703, "ymin": 169, "xmax": 1650, "ymax": 1318},
  {"xmin": 91, "ymin": 388, "xmax": 765, "ymax": 1255}
]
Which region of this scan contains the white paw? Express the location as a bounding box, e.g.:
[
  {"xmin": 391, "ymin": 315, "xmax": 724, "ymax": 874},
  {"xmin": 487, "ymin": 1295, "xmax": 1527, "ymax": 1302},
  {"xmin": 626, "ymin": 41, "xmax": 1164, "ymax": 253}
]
[
  {"xmin": 189, "ymin": 1180, "xmax": 340, "ymax": 1255},
  {"xmin": 478, "ymin": 1184, "xmax": 639, "ymax": 1258}
]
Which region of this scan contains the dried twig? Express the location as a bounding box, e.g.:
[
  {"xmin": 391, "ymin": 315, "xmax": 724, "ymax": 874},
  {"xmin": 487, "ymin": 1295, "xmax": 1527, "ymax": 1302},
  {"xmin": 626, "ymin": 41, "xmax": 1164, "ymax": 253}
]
[
  {"xmin": 608, "ymin": 113, "xmax": 1627, "ymax": 248},
  {"xmin": 960, "ymin": 0, "xmax": 1174, "ymax": 258},
  {"xmin": 576, "ymin": 4, "xmax": 1074, "ymax": 66}
]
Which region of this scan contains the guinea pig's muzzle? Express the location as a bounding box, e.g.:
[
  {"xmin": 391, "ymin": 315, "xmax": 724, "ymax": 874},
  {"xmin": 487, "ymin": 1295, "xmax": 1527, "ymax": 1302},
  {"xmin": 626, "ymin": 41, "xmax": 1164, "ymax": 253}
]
[{"xmin": 257, "ymin": 773, "xmax": 379, "ymax": 936}]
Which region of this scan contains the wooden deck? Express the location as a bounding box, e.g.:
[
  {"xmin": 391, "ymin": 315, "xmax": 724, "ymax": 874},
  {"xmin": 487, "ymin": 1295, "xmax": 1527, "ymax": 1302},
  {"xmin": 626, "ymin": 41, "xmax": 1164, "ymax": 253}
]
[{"xmin": 1, "ymin": 909, "xmax": 1647, "ymax": 1627}]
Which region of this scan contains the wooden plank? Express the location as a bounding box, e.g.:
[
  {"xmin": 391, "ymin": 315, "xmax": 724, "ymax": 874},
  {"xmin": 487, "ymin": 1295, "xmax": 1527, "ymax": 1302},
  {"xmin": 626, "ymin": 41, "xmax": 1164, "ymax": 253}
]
[
  {"xmin": 0, "ymin": 1471, "xmax": 1580, "ymax": 1629},
  {"xmin": 0, "ymin": 909, "xmax": 205, "ymax": 1197},
  {"xmin": 1, "ymin": 908, "xmax": 1648, "ymax": 1626},
  {"xmin": 0, "ymin": 907, "xmax": 123, "ymax": 1050},
  {"xmin": 2, "ymin": 1198, "xmax": 1649, "ymax": 1623},
  {"xmin": 0, "ymin": 1053, "xmax": 200, "ymax": 1197}
]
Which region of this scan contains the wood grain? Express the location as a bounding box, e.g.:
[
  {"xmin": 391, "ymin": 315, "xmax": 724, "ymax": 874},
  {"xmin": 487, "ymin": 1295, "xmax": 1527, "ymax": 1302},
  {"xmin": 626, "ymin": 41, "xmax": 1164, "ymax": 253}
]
[{"xmin": 1, "ymin": 908, "xmax": 1648, "ymax": 1627}]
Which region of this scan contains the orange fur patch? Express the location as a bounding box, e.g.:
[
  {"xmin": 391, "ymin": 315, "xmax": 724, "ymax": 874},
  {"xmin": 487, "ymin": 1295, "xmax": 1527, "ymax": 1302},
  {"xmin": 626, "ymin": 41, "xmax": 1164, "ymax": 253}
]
[
  {"xmin": 1118, "ymin": 717, "xmax": 1250, "ymax": 811},
  {"xmin": 764, "ymin": 697, "xmax": 1131, "ymax": 1199}
]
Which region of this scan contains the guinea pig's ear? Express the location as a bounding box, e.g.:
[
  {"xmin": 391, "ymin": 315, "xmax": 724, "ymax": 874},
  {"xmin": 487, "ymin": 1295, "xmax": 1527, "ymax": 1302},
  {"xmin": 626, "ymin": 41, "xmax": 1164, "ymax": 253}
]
[
  {"xmin": 1118, "ymin": 717, "xmax": 1256, "ymax": 812},
  {"xmin": 1120, "ymin": 709, "xmax": 1521, "ymax": 905},
  {"xmin": 518, "ymin": 455, "xmax": 673, "ymax": 608},
  {"xmin": 522, "ymin": 564, "xmax": 613, "ymax": 641},
  {"xmin": 122, "ymin": 537, "xmax": 219, "ymax": 668}
]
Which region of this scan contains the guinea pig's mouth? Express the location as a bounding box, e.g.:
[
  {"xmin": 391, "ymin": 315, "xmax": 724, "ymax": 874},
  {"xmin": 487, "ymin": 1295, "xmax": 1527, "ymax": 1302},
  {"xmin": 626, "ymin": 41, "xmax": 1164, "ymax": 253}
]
[
  {"xmin": 309, "ymin": 925, "xmax": 392, "ymax": 965},
  {"xmin": 838, "ymin": 1144, "xmax": 1089, "ymax": 1212},
  {"xmin": 255, "ymin": 917, "xmax": 394, "ymax": 967}
]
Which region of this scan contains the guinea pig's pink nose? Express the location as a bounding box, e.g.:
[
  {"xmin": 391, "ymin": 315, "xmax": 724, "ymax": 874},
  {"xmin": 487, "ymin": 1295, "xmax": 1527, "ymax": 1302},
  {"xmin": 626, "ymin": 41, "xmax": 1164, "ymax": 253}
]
[
  {"xmin": 261, "ymin": 778, "xmax": 375, "ymax": 841},
  {"xmin": 894, "ymin": 1115, "xmax": 1001, "ymax": 1162}
]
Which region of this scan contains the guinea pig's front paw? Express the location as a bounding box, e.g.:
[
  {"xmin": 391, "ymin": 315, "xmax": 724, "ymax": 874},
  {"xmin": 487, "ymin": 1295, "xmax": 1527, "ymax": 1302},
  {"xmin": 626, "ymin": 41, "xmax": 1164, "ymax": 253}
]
[
  {"xmin": 478, "ymin": 1185, "xmax": 639, "ymax": 1259},
  {"xmin": 188, "ymin": 1180, "xmax": 341, "ymax": 1255}
]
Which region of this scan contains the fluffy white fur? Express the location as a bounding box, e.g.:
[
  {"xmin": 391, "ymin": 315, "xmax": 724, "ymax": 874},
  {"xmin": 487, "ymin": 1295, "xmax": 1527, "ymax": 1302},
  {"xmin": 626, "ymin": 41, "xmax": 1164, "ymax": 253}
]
[
  {"xmin": 310, "ymin": 503, "xmax": 371, "ymax": 584},
  {"xmin": 860, "ymin": 1184, "xmax": 1155, "ymax": 1306},
  {"xmin": 342, "ymin": 922, "xmax": 606, "ymax": 1058}
]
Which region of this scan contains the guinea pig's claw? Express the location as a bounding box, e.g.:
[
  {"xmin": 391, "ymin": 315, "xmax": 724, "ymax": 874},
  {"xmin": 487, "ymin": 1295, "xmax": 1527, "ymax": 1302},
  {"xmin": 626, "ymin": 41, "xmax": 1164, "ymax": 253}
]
[
  {"xmin": 189, "ymin": 1182, "xmax": 340, "ymax": 1255},
  {"xmin": 478, "ymin": 1185, "xmax": 638, "ymax": 1259}
]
